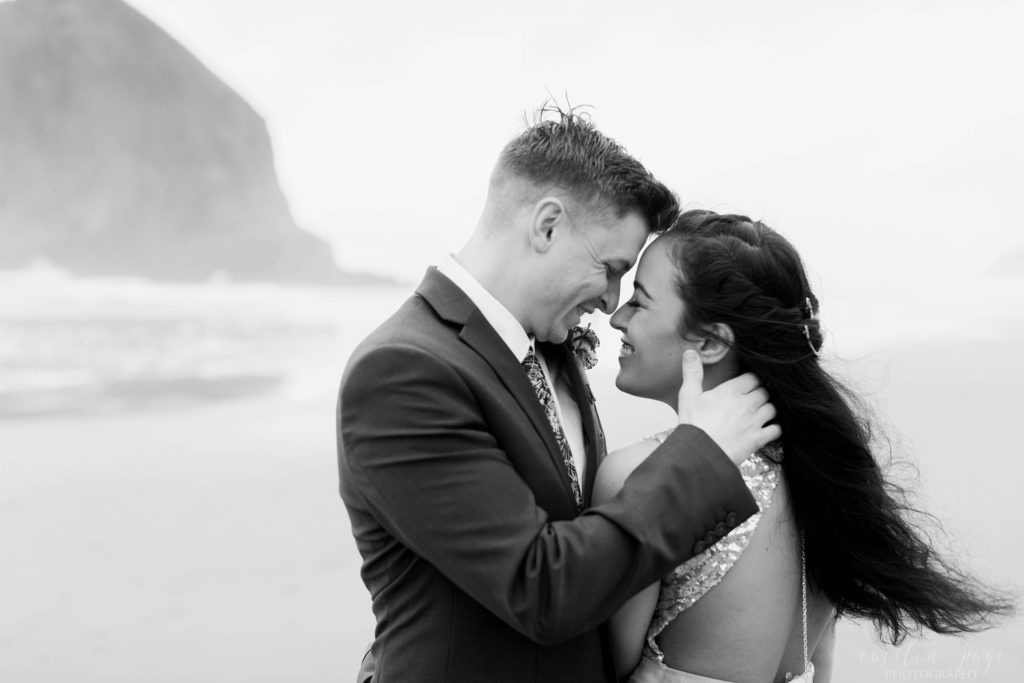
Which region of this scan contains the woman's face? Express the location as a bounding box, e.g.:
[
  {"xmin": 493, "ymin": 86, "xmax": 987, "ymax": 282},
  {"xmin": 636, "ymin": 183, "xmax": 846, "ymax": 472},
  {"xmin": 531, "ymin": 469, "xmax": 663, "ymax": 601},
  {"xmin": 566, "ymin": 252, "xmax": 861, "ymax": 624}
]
[{"xmin": 610, "ymin": 237, "xmax": 701, "ymax": 406}]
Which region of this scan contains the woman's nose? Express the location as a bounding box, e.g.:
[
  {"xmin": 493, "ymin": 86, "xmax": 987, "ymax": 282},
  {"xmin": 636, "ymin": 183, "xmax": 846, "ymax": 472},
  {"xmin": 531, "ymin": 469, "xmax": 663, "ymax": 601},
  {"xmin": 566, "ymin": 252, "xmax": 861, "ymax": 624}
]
[{"xmin": 609, "ymin": 303, "xmax": 631, "ymax": 332}]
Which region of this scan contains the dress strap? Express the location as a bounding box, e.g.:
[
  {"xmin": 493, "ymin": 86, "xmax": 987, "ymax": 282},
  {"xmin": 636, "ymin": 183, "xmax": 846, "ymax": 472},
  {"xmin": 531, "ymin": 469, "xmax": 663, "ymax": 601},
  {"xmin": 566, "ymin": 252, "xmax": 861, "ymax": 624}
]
[
  {"xmin": 800, "ymin": 531, "xmax": 808, "ymax": 668},
  {"xmin": 647, "ymin": 428, "xmax": 675, "ymax": 444},
  {"xmin": 784, "ymin": 530, "xmax": 814, "ymax": 682}
]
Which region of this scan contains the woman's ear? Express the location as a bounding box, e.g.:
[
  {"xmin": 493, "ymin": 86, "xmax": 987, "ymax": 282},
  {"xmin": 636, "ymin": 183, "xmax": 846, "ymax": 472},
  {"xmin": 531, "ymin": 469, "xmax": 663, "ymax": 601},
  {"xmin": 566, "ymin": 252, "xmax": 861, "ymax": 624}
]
[{"xmin": 696, "ymin": 323, "xmax": 734, "ymax": 365}]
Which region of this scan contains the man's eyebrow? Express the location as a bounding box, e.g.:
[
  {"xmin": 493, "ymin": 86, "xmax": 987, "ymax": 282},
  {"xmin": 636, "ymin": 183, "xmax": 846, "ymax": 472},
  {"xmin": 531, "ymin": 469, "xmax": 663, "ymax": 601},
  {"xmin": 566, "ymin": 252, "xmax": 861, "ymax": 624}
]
[{"xmin": 607, "ymin": 260, "xmax": 632, "ymax": 276}]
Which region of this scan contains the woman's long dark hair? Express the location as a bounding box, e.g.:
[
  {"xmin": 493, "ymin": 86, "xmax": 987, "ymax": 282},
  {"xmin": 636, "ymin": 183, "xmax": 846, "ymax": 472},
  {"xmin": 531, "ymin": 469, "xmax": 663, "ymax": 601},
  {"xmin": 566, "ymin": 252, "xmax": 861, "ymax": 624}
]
[{"xmin": 664, "ymin": 210, "xmax": 1014, "ymax": 644}]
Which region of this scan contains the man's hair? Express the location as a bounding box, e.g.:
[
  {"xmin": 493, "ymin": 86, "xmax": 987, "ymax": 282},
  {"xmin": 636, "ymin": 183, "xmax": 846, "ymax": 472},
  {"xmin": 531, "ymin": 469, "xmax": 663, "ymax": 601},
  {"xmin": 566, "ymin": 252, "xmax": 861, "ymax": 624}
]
[{"xmin": 497, "ymin": 105, "xmax": 678, "ymax": 232}]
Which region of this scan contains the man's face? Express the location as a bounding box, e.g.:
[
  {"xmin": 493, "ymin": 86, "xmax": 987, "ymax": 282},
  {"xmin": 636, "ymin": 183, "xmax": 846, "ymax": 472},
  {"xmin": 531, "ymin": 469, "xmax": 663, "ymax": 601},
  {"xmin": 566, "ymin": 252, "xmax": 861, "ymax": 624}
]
[{"xmin": 531, "ymin": 207, "xmax": 649, "ymax": 343}]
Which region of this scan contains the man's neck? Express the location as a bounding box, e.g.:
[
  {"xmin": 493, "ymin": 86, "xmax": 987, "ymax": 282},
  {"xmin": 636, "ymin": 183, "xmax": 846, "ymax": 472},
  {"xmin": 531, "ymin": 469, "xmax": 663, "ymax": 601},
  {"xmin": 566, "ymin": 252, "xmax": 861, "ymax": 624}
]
[
  {"xmin": 454, "ymin": 243, "xmax": 529, "ymax": 332},
  {"xmin": 439, "ymin": 252, "xmax": 532, "ymax": 361}
]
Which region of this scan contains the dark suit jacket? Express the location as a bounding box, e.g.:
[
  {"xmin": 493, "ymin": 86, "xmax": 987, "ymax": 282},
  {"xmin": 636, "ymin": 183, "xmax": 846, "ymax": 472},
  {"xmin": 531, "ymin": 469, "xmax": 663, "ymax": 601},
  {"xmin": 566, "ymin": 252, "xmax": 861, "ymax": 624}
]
[{"xmin": 338, "ymin": 268, "xmax": 758, "ymax": 682}]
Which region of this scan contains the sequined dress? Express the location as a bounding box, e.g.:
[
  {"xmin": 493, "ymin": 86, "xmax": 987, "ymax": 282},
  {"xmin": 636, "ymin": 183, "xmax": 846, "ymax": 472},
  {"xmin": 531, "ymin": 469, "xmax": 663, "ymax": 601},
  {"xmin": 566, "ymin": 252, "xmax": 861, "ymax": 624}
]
[{"xmin": 628, "ymin": 431, "xmax": 814, "ymax": 683}]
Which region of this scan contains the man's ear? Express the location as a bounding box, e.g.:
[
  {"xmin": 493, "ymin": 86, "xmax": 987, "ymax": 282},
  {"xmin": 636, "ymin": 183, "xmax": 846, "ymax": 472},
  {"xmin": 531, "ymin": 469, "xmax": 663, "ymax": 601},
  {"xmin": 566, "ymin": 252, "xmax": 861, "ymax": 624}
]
[
  {"xmin": 528, "ymin": 197, "xmax": 566, "ymax": 253},
  {"xmin": 696, "ymin": 323, "xmax": 734, "ymax": 365}
]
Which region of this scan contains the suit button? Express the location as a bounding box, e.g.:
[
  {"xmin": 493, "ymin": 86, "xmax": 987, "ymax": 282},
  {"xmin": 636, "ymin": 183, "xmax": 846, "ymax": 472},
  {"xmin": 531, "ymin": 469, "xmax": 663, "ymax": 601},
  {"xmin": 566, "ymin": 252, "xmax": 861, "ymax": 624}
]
[
  {"xmin": 725, "ymin": 512, "xmax": 738, "ymax": 526},
  {"xmin": 693, "ymin": 541, "xmax": 707, "ymax": 554},
  {"xmin": 714, "ymin": 522, "xmax": 728, "ymax": 535},
  {"xmin": 704, "ymin": 530, "xmax": 718, "ymax": 544}
]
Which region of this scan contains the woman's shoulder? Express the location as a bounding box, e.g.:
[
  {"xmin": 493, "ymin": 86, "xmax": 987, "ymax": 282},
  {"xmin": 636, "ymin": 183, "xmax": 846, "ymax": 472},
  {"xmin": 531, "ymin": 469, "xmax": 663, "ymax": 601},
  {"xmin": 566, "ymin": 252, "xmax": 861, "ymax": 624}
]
[{"xmin": 592, "ymin": 435, "xmax": 663, "ymax": 505}]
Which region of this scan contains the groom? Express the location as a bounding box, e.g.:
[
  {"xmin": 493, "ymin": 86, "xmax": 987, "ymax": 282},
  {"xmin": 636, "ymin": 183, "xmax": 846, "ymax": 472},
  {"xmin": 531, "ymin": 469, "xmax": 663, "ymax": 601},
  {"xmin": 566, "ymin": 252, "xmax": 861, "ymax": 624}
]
[{"xmin": 337, "ymin": 109, "xmax": 779, "ymax": 682}]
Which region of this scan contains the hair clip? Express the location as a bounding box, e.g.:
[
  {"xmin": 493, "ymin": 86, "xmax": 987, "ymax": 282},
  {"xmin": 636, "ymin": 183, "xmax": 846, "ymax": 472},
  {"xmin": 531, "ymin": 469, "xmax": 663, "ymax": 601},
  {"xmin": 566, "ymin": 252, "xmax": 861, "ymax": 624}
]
[
  {"xmin": 803, "ymin": 297, "xmax": 821, "ymax": 357},
  {"xmin": 804, "ymin": 297, "xmax": 818, "ymax": 319}
]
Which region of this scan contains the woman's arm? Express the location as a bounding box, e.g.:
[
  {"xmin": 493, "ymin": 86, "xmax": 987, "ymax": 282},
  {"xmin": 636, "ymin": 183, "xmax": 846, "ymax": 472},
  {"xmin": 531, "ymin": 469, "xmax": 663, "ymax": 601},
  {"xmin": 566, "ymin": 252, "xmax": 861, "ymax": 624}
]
[
  {"xmin": 607, "ymin": 581, "xmax": 660, "ymax": 679},
  {"xmin": 810, "ymin": 615, "xmax": 837, "ymax": 682},
  {"xmin": 593, "ymin": 440, "xmax": 662, "ymax": 678}
]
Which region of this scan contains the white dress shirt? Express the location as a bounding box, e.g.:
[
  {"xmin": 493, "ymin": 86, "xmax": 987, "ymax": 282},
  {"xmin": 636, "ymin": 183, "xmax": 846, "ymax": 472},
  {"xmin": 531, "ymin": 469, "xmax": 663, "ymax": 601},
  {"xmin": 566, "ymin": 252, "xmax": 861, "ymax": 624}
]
[{"xmin": 436, "ymin": 255, "xmax": 587, "ymax": 488}]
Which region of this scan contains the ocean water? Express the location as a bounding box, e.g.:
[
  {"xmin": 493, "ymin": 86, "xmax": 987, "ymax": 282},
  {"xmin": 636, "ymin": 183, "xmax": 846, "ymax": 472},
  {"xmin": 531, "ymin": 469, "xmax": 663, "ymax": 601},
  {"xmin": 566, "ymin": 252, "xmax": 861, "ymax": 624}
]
[
  {"xmin": 0, "ymin": 267, "xmax": 408, "ymax": 418},
  {"xmin": 2, "ymin": 263, "xmax": 1022, "ymax": 420},
  {"xmin": 1, "ymin": 266, "xmax": 1021, "ymax": 680}
]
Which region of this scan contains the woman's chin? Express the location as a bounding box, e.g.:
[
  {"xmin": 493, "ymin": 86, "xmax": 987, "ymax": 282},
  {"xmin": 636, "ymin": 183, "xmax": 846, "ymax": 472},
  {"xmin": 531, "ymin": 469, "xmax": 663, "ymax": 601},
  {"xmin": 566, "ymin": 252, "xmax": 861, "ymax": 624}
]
[
  {"xmin": 615, "ymin": 371, "xmax": 672, "ymax": 404},
  {"xmin": 614, "ymin": 371, "xmax": 640, "ymax": 397}
]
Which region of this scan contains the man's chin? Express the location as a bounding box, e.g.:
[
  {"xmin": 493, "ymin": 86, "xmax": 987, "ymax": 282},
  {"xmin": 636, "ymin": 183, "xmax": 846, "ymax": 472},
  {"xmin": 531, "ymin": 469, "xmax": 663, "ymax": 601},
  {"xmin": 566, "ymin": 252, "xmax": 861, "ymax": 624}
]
[{"xmin": 536, "ymin": 327, "xmax": 570, "ymax": 345}]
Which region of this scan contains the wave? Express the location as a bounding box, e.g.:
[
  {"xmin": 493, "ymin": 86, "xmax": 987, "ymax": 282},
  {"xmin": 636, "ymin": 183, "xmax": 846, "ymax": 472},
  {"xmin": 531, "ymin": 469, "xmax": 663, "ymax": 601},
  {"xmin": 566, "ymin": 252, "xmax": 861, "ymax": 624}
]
[
  {"xmin": 2, "ymin": 264, "xmax": 1021, "ymax": 418},
  {"xmin": 0, "ymin": 266, "xmax": 409, "ymax": 417}
]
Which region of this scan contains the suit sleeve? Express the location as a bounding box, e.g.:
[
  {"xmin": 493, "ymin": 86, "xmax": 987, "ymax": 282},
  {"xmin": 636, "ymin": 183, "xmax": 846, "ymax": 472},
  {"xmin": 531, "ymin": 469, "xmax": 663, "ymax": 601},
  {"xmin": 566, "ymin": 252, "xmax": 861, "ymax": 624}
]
[{"xmin": 339, "ymin": 344, "xmax": 758, "ymax": 645}]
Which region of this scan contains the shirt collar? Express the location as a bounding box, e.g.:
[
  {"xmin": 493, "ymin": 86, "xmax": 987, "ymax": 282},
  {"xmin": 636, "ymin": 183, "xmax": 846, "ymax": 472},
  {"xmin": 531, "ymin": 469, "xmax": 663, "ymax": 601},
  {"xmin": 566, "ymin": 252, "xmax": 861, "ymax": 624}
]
[{"xmin": 436, "ymin": 254, "xmax": 533, "ymax": 362}]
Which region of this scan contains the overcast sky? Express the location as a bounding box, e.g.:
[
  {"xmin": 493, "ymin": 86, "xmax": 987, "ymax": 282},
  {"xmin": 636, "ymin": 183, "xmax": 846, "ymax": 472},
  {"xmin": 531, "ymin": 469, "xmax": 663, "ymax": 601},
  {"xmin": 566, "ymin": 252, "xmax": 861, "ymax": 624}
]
[{"xmin": 124, "ymin": 0, "xmax": 1023, "ymax": 338}]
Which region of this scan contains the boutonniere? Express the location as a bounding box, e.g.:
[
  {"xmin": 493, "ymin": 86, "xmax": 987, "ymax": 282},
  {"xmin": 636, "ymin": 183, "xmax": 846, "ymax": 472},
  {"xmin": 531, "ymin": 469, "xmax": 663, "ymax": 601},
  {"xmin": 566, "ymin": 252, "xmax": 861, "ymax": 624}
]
[{"xmin": 569, "ymin": 324, "xmax": 600, "ymax": 370}]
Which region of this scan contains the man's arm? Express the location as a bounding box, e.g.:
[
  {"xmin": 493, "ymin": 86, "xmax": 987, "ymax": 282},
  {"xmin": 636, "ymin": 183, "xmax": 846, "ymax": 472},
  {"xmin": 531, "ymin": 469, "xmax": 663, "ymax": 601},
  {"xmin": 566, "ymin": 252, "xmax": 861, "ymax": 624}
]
[{"xmin": 340, "ymin": 344, "xmax": 761, "ymax": 645}]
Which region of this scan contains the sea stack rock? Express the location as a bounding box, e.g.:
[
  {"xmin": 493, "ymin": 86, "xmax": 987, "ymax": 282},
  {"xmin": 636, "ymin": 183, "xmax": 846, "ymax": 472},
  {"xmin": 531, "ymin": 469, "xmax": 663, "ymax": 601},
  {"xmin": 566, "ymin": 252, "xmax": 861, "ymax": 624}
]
[{"xmin": 0, "ymin": 0, "xmax": 354, "ymax": 283}]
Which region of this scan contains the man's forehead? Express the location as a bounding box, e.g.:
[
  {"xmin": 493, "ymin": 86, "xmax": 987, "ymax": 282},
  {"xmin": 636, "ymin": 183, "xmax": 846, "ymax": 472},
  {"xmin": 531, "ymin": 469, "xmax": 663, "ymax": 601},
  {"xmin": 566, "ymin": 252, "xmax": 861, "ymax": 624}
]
[{"xmin": 608, "ymin": 214, "xmax": 652, "ymax": 262}]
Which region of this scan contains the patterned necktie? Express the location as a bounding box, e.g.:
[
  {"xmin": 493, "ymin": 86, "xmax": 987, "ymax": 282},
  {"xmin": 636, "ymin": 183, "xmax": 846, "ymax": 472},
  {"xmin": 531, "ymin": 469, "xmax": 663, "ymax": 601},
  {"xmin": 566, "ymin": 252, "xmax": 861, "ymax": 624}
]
[{"xmin": 521, "ymin": 348, "xmax": 583, "ymax": 511}]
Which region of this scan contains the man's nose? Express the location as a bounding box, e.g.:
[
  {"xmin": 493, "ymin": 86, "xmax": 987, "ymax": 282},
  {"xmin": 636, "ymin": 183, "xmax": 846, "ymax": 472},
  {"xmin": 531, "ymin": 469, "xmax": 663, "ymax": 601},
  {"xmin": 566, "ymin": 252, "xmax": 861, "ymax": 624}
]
[{"xmin": 599, "ymin": 282, "xmax": 620, "ymax": 313}]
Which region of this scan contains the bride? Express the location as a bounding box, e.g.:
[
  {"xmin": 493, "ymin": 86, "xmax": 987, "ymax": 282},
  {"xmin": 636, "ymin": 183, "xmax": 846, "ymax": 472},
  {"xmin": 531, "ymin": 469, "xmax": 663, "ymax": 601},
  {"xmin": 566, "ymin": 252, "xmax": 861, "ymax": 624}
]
[{"xmin": 594, "ymin": 210, "xmax": 1013, "ymax": 682}]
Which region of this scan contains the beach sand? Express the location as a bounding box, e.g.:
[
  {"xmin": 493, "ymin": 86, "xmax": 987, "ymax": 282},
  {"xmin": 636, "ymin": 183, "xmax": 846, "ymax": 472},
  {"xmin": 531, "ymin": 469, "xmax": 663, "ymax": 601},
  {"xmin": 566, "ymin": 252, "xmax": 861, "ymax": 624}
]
[
  {"xmin": 1, "ymin": 392, "xmax": 374, "ymax": 681},
  {"xmin": 1, "ymin": 337, "xmax": 1021, "ymax": 681}
]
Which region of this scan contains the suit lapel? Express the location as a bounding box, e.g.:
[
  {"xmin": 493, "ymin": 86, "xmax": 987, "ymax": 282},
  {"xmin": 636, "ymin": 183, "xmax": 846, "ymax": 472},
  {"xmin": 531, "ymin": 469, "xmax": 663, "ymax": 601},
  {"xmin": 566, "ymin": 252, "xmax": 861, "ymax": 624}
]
[{"xmin": 416, "ymin": 269, "xmax": 575, "ymax": 498}]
